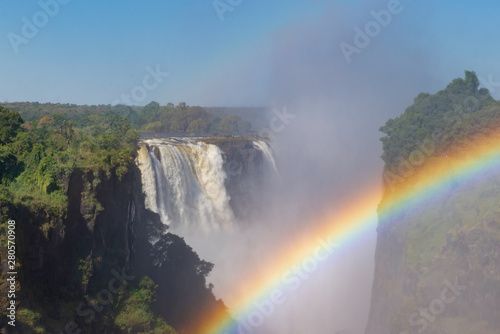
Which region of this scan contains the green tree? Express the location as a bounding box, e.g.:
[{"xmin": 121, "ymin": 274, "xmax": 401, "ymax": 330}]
[
  {"xmin": 237, "ymin": 119, "xmax": 251, "ymax": 133},
  {"xmin": 140, "ymin": 101, "xmax": 161, "ymax": 124},
  {"xmin": 464, "ymin": 70, "xmax": 480, "ymax": 93},
  {"xmin": 142, "ymin": 121, "xmax": 163, "ymax": 133},
  {"xmin": 187, "ymin": 118, "xmax": 208, "ymax": 133},
  {"xmin": 379, "ymin": 71, "xmax": 493, "ymax": 172},
  {"xmin": 219, "ymin": 116, "xmax": 239, "ymax": 133},
  {"xmin": 114, "ymin": 276, "xmax": 177, "ymax": 334},
  {"xmin": 0, "ymin": 106, "xmax": 23, "ymax": 145}
]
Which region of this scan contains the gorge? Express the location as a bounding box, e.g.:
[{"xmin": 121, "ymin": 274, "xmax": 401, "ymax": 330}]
[{"xmin": 2, "ymin": 73, "xmax": 500, "ymax": 334}]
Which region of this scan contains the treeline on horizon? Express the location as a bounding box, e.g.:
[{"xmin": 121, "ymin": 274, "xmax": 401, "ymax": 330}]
[{"xmin": 1, "ymin": 101, "xmax": 255, "ymax": 135}]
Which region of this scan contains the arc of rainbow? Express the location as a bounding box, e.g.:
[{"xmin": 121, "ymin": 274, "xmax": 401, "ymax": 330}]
[{"xmin": 199, "ymin": 135, "xmax": 500, "ymax": 334}]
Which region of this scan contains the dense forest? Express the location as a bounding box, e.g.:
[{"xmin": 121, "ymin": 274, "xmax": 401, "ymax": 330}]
[
  {"xmin": 0, "ymin": 102, "xmax": 231, "ymax": 333},
  {"xmin": 0, "ymin": 106, "xmax": 168, "ymax": 332},
  {"xmin": 1, "ymin": 101, "xmax": 254, "ymax": 135},
  {"xmin": 0, "ymin": 105, "xmax": 139, "ymax": 214}
]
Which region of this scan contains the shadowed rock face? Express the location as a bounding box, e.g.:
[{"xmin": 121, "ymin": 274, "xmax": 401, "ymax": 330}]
[
  {"xmin": 15, "ymin": 169, "xmax": 135, "ymax": 299},
  {"xmin": 7, "ymin": 164, "xmax": 229, "ymax": 333}
]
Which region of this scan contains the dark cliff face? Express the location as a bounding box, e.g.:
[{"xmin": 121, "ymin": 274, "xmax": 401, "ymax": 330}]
[
  {"xmin": 365, "ymin": 168, "xmax": 500, "ymax": 334},
  {"xmin": 15, "ymin": 169, "xmax": 134, "ymax": 300},
  {"xmin": 8, "ymin": 168, "xmax": 136, "ymax": 332},
  {"xmin": 7, "ymin": 165, "xmax": 228, "ymax": 333},
  {"xmin": 364, "ymin": 205, "xmax": 416, "ymax": 334}
]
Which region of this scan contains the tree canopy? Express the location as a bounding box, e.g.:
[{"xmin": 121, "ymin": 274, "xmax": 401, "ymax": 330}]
[
  {"xmin": 0, "ymin": 105, "xmax": 139, "ymax": 215},
  {"xmin": 379, "ymin": 71, "xmax": 497, "ymax": 172},
  {"xmin": 2, "ymin": 101, "xmax": 254, "ymax": 135}
]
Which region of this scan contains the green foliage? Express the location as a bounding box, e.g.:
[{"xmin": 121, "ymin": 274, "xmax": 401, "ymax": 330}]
[
  {"xmin": 2, "ymin": 101, "xmax": 255, "ymax": 136},
  {"xmin": 140, "ymin": 101, "xmax": 161, "ymax": 125},
  {"xmin": 17, "ymin": 145, "xmax": 60, "ymax": 193},
  {"xmin": 379, "ymin": 71, "xmax": 496, "ymax": 172},
  {"xmin": 79, "ymin": 257, "xmax": 93, "ymax": 287},
  {"xmin": 142, "ymin": 121, "xmax": 162, "ymax": 133},
  {"xmin": 0, "ymin": 146, "xmax": 21, "ymax": 184},
  {"xmin": 0, "ymin": 187, "xmax": 12, "ymax": 250},
  {"xmin": 0, "ymin": 104, "xmax": 184, "ymax": 333},
  {"xmin": 16, "ymin": 308, "xmax": 45, "ymax": 333},
  {"xmin": 187, "ymin": 118, "xmax": 208, "ymax": 133},
  {"xmin": 377, "ymin": 71, "xmax": 500, "ymax": 332},
  {"xmin": 218, "ymin": 115, "xmax": 251, "ymax": 134},
  {"xmin": 378, "ymin": 70, "xmax": 500, "ymax": 272},
  {"xmin": 138, "ymin": 102, "xmax": 252, "ymax": 134},
  {"xmin": 0, "ymin": 106, "xmax": 23, "ymax": 145},
  {"xmin": 379, "ymin": 70, "xmax": 500, "ymax": 273},
  {"xmin": 0, "ymin": 105, "xmax": 140, "ymax": 216},
  {"xmin": 404, "ymin": 171, "xmax": 500, "ymax": 272},
  {"xmin": 114, "ymin": 276, "xmax": 177, "ymax": 334}
]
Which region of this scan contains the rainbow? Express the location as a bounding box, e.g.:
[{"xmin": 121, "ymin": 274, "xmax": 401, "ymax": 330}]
[{"xmin": 197, "ymin": 133, "xmax": 500, "ymax": 334}]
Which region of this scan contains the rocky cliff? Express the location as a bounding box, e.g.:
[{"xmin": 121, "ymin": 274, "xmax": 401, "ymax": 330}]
[
  {"xmin": 1, "ymin": 163, "xmax": 228, "ymax": 333},
  {"xmin": 366, "ymin": 165, "xmax": 500, "ymax": 334},
  {"xmin": 365, "ymin": 73, "xmax": 500, "ymax": 334}
]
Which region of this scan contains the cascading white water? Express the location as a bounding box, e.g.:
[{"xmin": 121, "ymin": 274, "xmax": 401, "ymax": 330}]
[
  {"xmin": 137, "ymin": 145, "xmax": 159, "ymax": 213},
  {"xmin": 254, "ymin": 140, "xmax": 278, "ymax": 172},
  {"xmin": 137, "ymin": 137, "xmax": 278, "ymax": 234},
  {"xmin": 137, "ymin": 138, "xmax": 234, "ymax": 233}
]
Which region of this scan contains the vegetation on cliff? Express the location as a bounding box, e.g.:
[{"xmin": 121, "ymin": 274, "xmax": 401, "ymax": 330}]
[
  {"xmin": 0, "ymin": 103, "xmax": 230, "ymax": 333},
  {"xmin": 380, "ymin": 71, "xmax": 497, "ymax": 173},
  {"xmin": 367, "ymin": 71, "xmax": 500, "ymax": 334},
  {"xmin": 0, "ymin": 105, "xmax": 139, "ymax": 218}
]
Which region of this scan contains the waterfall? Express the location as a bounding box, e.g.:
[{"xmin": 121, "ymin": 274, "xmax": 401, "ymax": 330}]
[
  {"xmin": 137, "ymin": 137, "xmax": 278, "ymax": 233},
  {"xmin": 254, "ymin": 140, "xmax": 278, "ymax": 172},
  {"xmin": 137, "ymin": 138, "xmax": 234, "ymax": 232}
]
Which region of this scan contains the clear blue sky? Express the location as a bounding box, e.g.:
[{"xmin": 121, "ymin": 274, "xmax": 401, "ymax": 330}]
[{"xmin": 1, "ymin": 0, "xmax": 500, "ymax": 106}]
